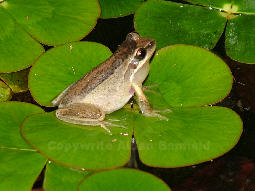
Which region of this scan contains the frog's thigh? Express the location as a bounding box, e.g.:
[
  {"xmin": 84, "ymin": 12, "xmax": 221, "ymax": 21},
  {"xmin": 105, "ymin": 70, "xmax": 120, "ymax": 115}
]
[{"xmin": 56, "ymin": 103, "xmax": 105, "ymax": 125}]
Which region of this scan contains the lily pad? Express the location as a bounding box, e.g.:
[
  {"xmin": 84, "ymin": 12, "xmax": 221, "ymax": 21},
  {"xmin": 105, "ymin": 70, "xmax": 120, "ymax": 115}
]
[
  {"xmin": 0, "ymin": 68, "xmax": 29, "ymax": 93},
  {"xmin": 79, "ymin": 168, "xmax": 171, "ymax": 191},
  {"xmin": 21, "ymin": 109, "xmax": 133, "ymax": 170},
  {"xmin": 0, "ymin": 6, "xmax": 44, "ymax": 73},
  {"xmin": 146, "ymin": 45, "xmax": 232, "ymax": 107},
  {"xmin": 99, "ymin": 0, "xmax": 144, "ymax": 18},
  {"xmin": 134, "ymin": 0, "xmax": 255, "ymax": 63},
  {"xmin": 225, "ymin": 15, "xmax": 255, "ymax": 64},
  {"xmin": 134, "ymin": 106, "xmax": 242, "ymax": 167},
  {"xmin": 134, "ymin": 0, "xmax": 226, "ymax": 50},
  {"xmin": 0, "ymin": 102, "xmax": 47, "ymax": 191},
  {"xmin": 133, "ymin": 45, "xmax": 242, "ymax": 167},
  {"xmin": 0, "ymin": 81, "xmax": 11, "ymax": 102},
  {"xmin": 185, "ymin": 0, "xmax": 255, "ymax": 13},
  {"xmin": 44, "ymin": 162, "xmax": 90, "ymax": 191},
  {"xmin": 25, "ymin": 42, "xmax": 241, "ymax": 169},
  {"xmin": 29, "ymin": 42, "xmax": 112, "ymax": 106},
  {"xmin": 1, "ymin": 0, "xmax": 100, "ymax": 45}
]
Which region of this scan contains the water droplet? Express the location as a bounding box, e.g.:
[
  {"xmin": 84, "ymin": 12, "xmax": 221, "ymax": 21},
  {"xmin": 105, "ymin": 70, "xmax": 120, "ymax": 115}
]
[
  {"xmin": 112, "ymin": 138, "xmax": 117, "ymax": 142},
  {"xmin": 123, "ymin": 133, "xmax": 129, "ymax": 136},
  {"xmin": 180, "ymin": 5, "xmax": 183, "ymax": 8},
  {"xmin": 69, "ymin": 45, "xmax": 73, "ymax": 51},
  {"xmin": 149, "ymin": 139, "xmax": 152, "ymax": 142},
  {"xmin": 72, "ymin": 66, "xmax": 76, "ymax": 75},
  {"xmin": 48, "ymin": 160, "xmax": 52, "ymax": 164},
  {"xmin": 209, "ymin": 6, "xmax": 213, "ymax": 10}
]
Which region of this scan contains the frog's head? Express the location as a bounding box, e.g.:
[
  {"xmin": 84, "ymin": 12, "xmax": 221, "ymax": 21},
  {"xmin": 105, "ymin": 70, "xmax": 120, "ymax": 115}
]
[
  {"xmin": 123, "ymin": 32, "xmax": 156, "ymax": 83},
  {"xmin": 126, "ymin": 32, "xmax": 156, "ymax": 69}
]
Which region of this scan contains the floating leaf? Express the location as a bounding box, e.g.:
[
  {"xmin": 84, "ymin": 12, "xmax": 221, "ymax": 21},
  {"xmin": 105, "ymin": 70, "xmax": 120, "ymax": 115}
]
[
  {"xmin": 147, "ymin": 45, "xmax": 232, "ymax": 107},
  {"xmin": 25, "ymin": 42, "xmax": 241, "ymax": 170},
  {"xmin": 0, "ymin": 102, "xmax": 46, "ymax": 191},
  {"xmin": 44, "ymin": 162, "xmax": 90, "ymax": 191},
  {"xmin": 2, "ymin": 0, "xmax": 100, "ymax": 45},
  {"xmin": 225, "ymin": 15, "xmax": 255, "ymax": 64},
  {"xmin": 21, "ymin": 110, "xmax": 133, "ymax": 170},
  {"xmin": 0, "ymin": 68, "xmax": 29, "ymax": 93},
  {"xmin": 134, "ymin": 1, "xmax": 226, "ymax": 50},
  {"xmin": 0, "ymin": 149, "xmax": 46, "ymax": 191},
  {"xmin": 79, "ymin": 168, "xmax": 171, "ymax": 191},
  {"xmin": 0, "ymin": 81, "xmax": 11, "ymax": 102},
  {"xmin": 133, "ymin": 45, "xmax": 242, "ymax": 167},
  {"xmin": 134, "ymin": 0, "xmax": 255, "ymax": 63},
  {"xmin": 99, "ymin": 0, "xmax": 144, "ymax": 18},
  {"xmin": 0, "ymin": 7, "xmax": 43, "ymax": 73},
  {"xmin": 134, "ymin": 106, "xmax": 242, "ymax": 167},
  {"xmin": 185, "ymin": 0, "xmax": 255, "ymax": 13},
  {"xmin": 29, "ymin": 42, "xmax": 112, "ymax": 106}
]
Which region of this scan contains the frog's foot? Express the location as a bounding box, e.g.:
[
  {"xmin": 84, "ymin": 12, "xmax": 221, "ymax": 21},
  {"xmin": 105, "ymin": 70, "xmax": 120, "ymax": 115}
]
[
  {"xmin": 143, "ymin": 109, "xmax": 172, "ymax": 121},
  {"xmin": 100, "ymin": 121, "xmax": 128, "ymax": 135}
]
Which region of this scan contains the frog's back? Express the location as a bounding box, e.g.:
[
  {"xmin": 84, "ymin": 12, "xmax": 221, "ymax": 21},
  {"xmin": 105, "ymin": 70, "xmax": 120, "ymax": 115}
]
[{"xmin": 54, "ymin": 39, "xmax": 136, "ymax": 111}]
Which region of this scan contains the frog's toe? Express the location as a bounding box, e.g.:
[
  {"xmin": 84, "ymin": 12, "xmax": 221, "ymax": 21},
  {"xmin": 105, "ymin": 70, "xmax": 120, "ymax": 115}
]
[
  {"xmin": 100, "ymin": 121, "xmax": 128, "ymax": 135},
  {"xmin": 100, "ymin": 123, "xmax": 112, "ymax": 135},
  {"xmin": 143, "ymin": 110, "xmax": 170, "ymax": 121}
]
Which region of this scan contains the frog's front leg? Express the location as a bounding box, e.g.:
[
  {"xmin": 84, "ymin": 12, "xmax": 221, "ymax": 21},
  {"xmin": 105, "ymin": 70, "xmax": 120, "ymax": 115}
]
[
  {"xmin": 56, "ymin": 103, "xmax": 116, "ymax": 135},
  {"xmin": 132, "ymin": 83, "xmax": 169, "ymax": 120}
]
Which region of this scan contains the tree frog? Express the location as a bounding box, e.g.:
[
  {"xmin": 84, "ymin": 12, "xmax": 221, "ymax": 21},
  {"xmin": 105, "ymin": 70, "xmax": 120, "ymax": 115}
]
[{"xmin": 52, "ymin": 32, "xmax": 167, "ymax": 134}]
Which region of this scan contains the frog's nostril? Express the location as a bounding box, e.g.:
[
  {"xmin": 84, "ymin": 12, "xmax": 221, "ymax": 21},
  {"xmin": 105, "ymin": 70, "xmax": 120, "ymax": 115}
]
[{"xmin": 148, "ymin": 41, "xmax": 155, "ymax": 47}]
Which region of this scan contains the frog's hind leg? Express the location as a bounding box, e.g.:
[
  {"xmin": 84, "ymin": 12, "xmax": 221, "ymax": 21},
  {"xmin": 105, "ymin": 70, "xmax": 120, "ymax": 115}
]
[{"xmin": 56, "ymin": 103, "xmax": 122, "ymax": 135}]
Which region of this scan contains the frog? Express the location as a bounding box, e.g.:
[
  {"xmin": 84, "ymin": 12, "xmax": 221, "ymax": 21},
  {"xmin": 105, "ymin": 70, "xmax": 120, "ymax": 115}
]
[{"xmin": 52, "ymin": 32, "xmax": 168, "ymax": 134}]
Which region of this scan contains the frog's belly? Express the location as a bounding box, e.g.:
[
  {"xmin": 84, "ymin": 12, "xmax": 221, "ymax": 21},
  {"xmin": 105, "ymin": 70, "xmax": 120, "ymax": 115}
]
[{"xmin": 80, "ymin": 84, "xmax": 133, "ymax": 114}]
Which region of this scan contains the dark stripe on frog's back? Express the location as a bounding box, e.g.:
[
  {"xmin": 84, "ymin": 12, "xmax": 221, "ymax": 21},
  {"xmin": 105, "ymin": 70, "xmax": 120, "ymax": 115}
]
[{"xmin": 60, "ymin": 39, "xmax": 137, "ymax": 106}]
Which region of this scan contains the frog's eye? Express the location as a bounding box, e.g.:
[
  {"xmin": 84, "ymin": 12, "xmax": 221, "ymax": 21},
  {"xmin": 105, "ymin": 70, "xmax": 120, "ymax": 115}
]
[{"xmin": 135, "ymin": 48, "xmax": 146, "ymax": 60}]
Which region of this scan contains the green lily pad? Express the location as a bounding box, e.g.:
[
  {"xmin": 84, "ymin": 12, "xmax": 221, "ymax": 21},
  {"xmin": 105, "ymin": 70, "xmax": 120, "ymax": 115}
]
[
  {"xmin": 99, "ymin": 0, "xmax": 144, "ymax": 18},
  {"xmin": 29, "ymin": 42, "xmax": 112, "ymax": 106},
  {"xmin": 185, "ymin": 0, "xmax": 255, "ymax": 13},
  {"xmin": 0, "ymin": 68, "xmax": 29, "ymax": 93},
  {"xmin": 133, "ymin": 45, "xmax": 242, "ymax": 167},
  {"xmin": 134, "ymin": 0, "xmax": 226, "ymax": 50},
  {"xmin": 0, "ymin": 149, "xmax": 46, "ymax": 191},
  {"xmin": 0, "ymin": 102, "xmax": 47, "ymax": 191},
  {"xmin": 0, "ymin": 7, "xmax": 43, "ymax": 73},
  {"xmin": 146, "ymin": 45, "xmax": 232, "ymax": 107},
  {"xmin": 44, "ymin": 162, "xmax": 90, "ymax": 191},
  {"xmin": 21, "ymin": 109, "xmax": 133, "ymax": 170},
  {"xmin": 134, "ymin": 0, "xmax": 255, "ymax": 63},
  {"xmin": 2, "ymin": 0, "xmax": 100, "ymax": 45},
  {"xmin": 25, "ymin": 42, "xmax": 240, "ymax": 169},
  {"xmin": 79, "ymin": 168, "xmax": 171, "ymax": 191},
  {"xmin": 0, "ymin": 81, "xmax": 11, "ymax": 102},
  {"xmin": 225, "ymin": 15, "xmax": 255, "ymax": 64},
  {"xmin": 134, "ymin": 107, "xmax": 242, "ymax": 167}
]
